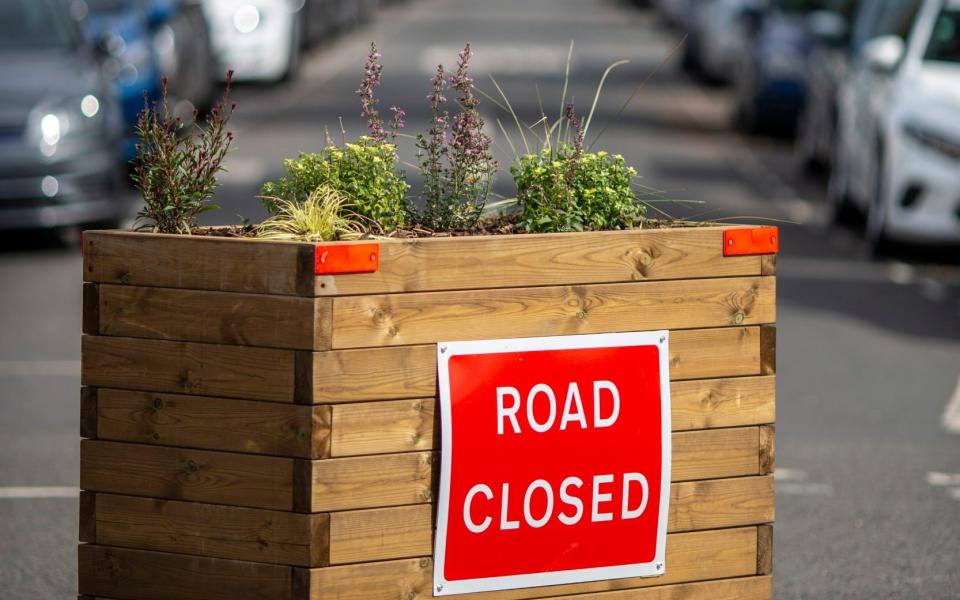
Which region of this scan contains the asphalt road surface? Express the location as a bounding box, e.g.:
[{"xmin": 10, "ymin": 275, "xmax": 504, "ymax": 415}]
[{"xmin": 2, "ymin": 0, "xmax": 959, "ymax": 598}]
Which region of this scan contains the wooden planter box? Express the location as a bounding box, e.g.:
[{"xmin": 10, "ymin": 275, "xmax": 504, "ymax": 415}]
[{"xmin": 79, "ymin": 226, "xmax": 777, "ymax": 600}]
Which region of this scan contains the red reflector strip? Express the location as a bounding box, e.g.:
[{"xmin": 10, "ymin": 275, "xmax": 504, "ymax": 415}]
[
  {"xmin": 315, "ymin": 243, "xmax": 380, "ymax": 275},
  {"xmin": 723, "ymin": 226, "xmax": 779, "ymax": 256}
]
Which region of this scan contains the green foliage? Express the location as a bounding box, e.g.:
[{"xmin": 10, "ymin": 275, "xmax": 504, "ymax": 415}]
[
  {"xmin": 260, "ymin": 136, "xmax": 409, "ymax": 232},
  {"xmin": 133, "ymin": 74, "xmax": 235, "ymax": 234},
  {"xmin": 256, "ymin": 185, "xmax": 365, "ymax": 242},
  {"xmin": 511, "ymin": 145, "xmax": 644, "ymax": 233}
]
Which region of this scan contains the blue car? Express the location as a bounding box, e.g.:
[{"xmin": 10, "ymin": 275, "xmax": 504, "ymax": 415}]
[
  {"xmin": 79, "ymin": 0, "xmax": 177, "ymax": 160},
  {"xmin": 732, "ymin": 0, "xmax": 824, "ymax": 134}
]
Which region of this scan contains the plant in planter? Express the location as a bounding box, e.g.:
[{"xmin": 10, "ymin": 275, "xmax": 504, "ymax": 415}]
[{"xmin": 78, "ymin": 41, "xmax": 778, "ymax": 600}]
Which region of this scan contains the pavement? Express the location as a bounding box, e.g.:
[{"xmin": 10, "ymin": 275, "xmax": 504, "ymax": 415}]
[{"xmin": 1, "ymin": 0, "xmax": 959, "ymax": 597}]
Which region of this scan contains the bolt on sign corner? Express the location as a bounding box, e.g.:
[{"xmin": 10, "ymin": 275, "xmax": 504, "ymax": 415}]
[{"xmin": 434, "ymin": 331, "xmax": 672, "ymax": 596}]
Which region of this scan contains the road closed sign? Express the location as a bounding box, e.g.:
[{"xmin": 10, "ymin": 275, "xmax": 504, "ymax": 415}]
[{"xmin": 434, "ymin": 331, "xmax": 671, "ymax": 595}]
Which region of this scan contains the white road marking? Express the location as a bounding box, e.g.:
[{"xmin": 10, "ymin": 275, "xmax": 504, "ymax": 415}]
[
  {"xmin": 926, "ymin": 472, "xmax": 960, "ymax": 487},
  {"xmin": 941, "ymin": 376, "xmax": 960, "ymax": 434},
  {"xmin": 0, "ymin": 360, "xmax": 80, "ymax": 377},
  {"xmin": 774, "ymin": 467, "xmax": 808, "ymax": 481},
  {"xmin": 0, "ymin": 487, "xmax": 79, "ymax": 499}
]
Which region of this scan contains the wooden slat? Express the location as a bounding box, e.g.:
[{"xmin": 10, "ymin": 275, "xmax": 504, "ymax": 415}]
[
  {"xmin": 326, "ymin": 476, "xmax": 773, "ymax": 565},
  {"xmin": 670, "ymin": 375, "xmax": 775, "ymax": 431},
  {"xmin": 83, "ymin": 230, "xmax": 313, "ymax": 296},
  {"xmin": 309, "ymin": 452, "xmax": 435, "ymax": 512},
  {"xmin": 328, "ymin": 376, "xmax": 774, "ymax": 457},
  {"xmin": 312, "ymin": 327, "xmax": 761, "ymax": 403},
  {"xmin": 96, "ymin": 284, "xmax": 327, "ymax": 350},
  {"xmin": 761, "ymin": 325, "xmax": 776, "ymax": 375},
  {"xmin": 330, "ymin": 398, "xmax": 436, "ymax": 456},
  {"xmin": 82, "ymin": 336, "xmax": 295, "ymax": 403},
  {"xmin": 331, "ymin": 277, "xmax": 775, "ymax": 349},
  {"xmin": 81, "ymin": 440, "xmax": 296, "ymax": 511},
  {"xmin": 312, "ymin": 427, "xmax": 760, "ymax": 512},
  {"xmin": 306, "ymin": 526, "xmax": 759, "ymax": 600},
  {"xmin": 541, "ymin": 576, "xmax": 772, "ymax": 599},
  {"xmin": 85, "ymin": 493, "xmax": 326, "ymax": 567},
  {"xmin": 757, "ymin": 524, "xmax": 774, "ymax": 575},
  {"xmin": 89, "ymin": 388, "xmax": 327, "ymax": 458},
  {"xmin": 759, "ymin": 425, "xmax": 776, "ymax": 475},
  {"xmin": 78, "ymin": 544, "xmax": 292, "ymax": 600},
  {"xmin": 315, "ymin": 227, "xmax": 760, "ymax": 296},
  {"xmin": 673, "ymin": 427, "xmax": 759, "ymax": 481}
]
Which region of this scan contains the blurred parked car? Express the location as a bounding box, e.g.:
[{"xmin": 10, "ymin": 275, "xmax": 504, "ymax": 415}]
[
  {"xmin": 732, "ymin": 0, "xmax": 825, "ymax": 134},
  {"xmin": 0, "ymin": 0, "xmax": 126, "ymax": 230},
  {"xmin": 793, "ymin": 0, "xmax": 864, "ymax": 171},
  {"xmin": 653, "ymin": 0, "xmax": 693, "ymax": 26},
  {"xmin": 685, "ymin": 0, "xmax": 764, "ymax": 82},
  {"xmin": 829, "ymin": 0, "xmax": 960, "ymax": 250},
  {"xmin": 151, "ymin": 0, "xmax": 217, "ymax": 114}
]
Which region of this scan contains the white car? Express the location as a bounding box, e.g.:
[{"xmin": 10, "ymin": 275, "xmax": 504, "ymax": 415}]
[
  {"xmin": 829, "ymin": 0, "xmax": 960, "ymax": 250},
  {"xmin": 200, "ymin": 0, "xmax": 304, "ymax": 82},
  {"xmin": 691, "ymin": 0, "xmax": 761, "ymax": 83}
]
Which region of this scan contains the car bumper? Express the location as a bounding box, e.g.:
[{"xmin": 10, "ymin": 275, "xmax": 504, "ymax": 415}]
[
  {"xmin": 885, "ymin": 137, "xmax": 960, "ymax": 243},
  {"xmin": 0, "ymin": 149, "xmax": 126, "ymax": 230}
]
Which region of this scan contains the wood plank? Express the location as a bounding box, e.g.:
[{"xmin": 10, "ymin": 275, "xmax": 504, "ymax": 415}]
[
  {"xmin": 541, "ymin": 576, "xmax": 772, "ymax": 599},
  {"xmin": 330, "ymin": 398, "xmax": 436, "ymax": 456},
  {"xmin": 306, "ymin": 526, "xmax": 759, "ymax": 600},
  {"xmin": 86, "ymin": 493, "xmax": 325, "ymax": 566},
  {"xmin": 312, "ymin": 427, "xmax": 760, "ymax": 512},
  {"xmin": 760, "ymin": 254, "xmax": 777, "ymax": 276},
  {"xmin": 81, "ymin": 440, "xmax": 296, "ymax": 511},
  {"xmin": 96, "ymin": 284, "xmax": 327, "ymax": 350},
  {"xmin": 78, "ymin": 544, "xmax": 292, "ymax": 600},
  {"xmin": 759, "ymin": 425, "xmax": 776, "ymax": 475},
  {"xmin": 326, "ymin": 476, "xmax": 773, "ymax": 565},
  {"xmin": 90, "ymin": 388, "xmax": 327, "ymax": 458},
  {"xmin": 82, "ymin": 336, "xmax": 295, "ymax": 403},
  {"xmin": 312, "ymin": 327, "xmax": 761, "ymax": 403},
  {"xmin": 309, "ymin": 452, "xmax": 435, "ymax": 512},
  {"xmin": 83, "ymin": 230, "xmax": 313, "ymax": 296},
  {"xmin": 670, "ymin": 375, "xmax": 775, "ymax": 431},
  {"xmin": 314, "ymin": 227, "xmax": 761, "ymax": 296},
  {"xmin": 331, "ymin": 277, "xmax": 774, "ymax": 349},
  {"xmin": 328, "ymin": 376, "xmax": 774, "ymax": 457},
  {"xmin": 761, "ymin": 325, "xmax": 776, "ymax": 375},
  {"xmin": 673, "ymin": 427, "xmax": 759, "ymax": 482},
  {"xmin": 757, "ymin": 524, "xmax": 774, "ymax": 575}
]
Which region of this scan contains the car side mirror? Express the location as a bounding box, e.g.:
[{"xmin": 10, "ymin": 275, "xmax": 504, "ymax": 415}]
[
  {"xmin": 860, "ymin": 35, "xmax": 905, "ymax": 73},
  {"xmin": 807, "ymin": 10, "xmax": 848, "ymax": 47}
]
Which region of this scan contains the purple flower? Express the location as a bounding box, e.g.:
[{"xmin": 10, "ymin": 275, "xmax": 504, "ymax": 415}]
[{"xmin": 357, "ymin": 42, "xmax": 385, "ymax": 142}]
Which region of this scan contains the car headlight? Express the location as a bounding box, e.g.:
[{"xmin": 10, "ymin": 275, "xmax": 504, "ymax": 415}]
[
  {"xmin": 233, "ymin": 5, "xmax": 261, "ymax": 33},
  {"xmin": 27, "ymin": 95, "xmax": 104, "ymax": 156},
  {"xmin": 903, "ymin": 122, "xmax": 960, "ymax": 161}
]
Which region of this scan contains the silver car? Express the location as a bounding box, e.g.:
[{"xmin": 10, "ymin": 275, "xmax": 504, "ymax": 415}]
[{"xmin": 0, "ymin": 0, "xmax": 127, "ymax": 230}]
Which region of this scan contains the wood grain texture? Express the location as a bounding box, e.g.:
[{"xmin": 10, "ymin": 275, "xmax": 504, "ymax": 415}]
[
  {"xmin": 541, "ymin": 576, "xmax": 772, "ymax": 599},
  {"xmin": 83, "ymin": 230, "xmax": 311, "ymax": 296},
  {"xmin": 310, "ymin": 327, "xmax": 761, "ymax": 404},
  {"xmin": 757, "ymin": 524, "xmax": 774, "ymax": 575},
  {"xmin": 82, "ymin": 336, "xmax": 295, "ymax": 402},
  {"xmin": 81, "ymin": 440, "xmax": 295, "ymax": 511},
  {"xmin": 759, "ymin": 425, "xmax": 776, "ymax": 475},
  {"xmin": 670, "ymin": 375, "xmax": 775, "ymax": 431},
  {"xmin": 760, "ymin": 324, "xmax": 776, "ymax": 375},
  {"xmin": 314, "ymin": 227, "xmax": 761, "ymax": 296},
  {"xmin": 78, "ymin": 544, "xmax": 292, "ymax": 600},
  {"xmin": 331, "ymin": 277, "xmax": 774, "ymax": 349},
  {"xmin": 324, "ymin": 476, "xmax": 773, "ymax": 565},
  {"xmin": 329, "ymin": 398, "xmax": 436, "ymax": 457},
  {"xmin": 327, "ymin": 378, "xmax": 773, "ymax": 457},
  {"xmin": 673, "ymin": 426, "xmax": 760, "ymax": 481},
  {"xmin": 309, "ymin": 451, "xmax": 435, "ymax": 512},
  {"xmin": 91, "ymin": 388, "xmax": 323, "ymax": 458},
  {"xmin": 83, "ymin": 283, "xmax": 99, "ymax": 335},
  {"xmin": 85, "ymin": 493, "xmax": 325, "ymax": 566},
  {"xmin": 81, "ymin": 387, "xmax": 99, "ymax": 439},
  {"xmin": 760, "ymin": 255, "xmax": 777, "ymax": 276},
  {"xmin": 96, "ymin": 284, "xmax": 326, "ymax": 350},
  {"xmin": 306, "ymin": 526, "xmax": 758, "ymax": 600}
]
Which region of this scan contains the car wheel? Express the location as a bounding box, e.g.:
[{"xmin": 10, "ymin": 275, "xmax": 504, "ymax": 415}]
[
  {"xmin": 826, "ymin": 138, "xmax": 858, "ymax": 225},
  {"xmin": 865, "ymin": 145, "xmax": 893, "ymax": 257}
]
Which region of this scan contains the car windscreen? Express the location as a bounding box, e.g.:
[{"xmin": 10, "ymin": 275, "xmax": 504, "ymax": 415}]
[
  {"xmin": 0, "ymin": 0, "xmax": 76, "ymax": 51},
  {"xmin": 925, "ymin": 9, "xmax": 960, "ymax": 62}
]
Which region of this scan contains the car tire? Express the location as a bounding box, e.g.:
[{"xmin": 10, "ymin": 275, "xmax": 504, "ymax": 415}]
[
  {"xmin": 865, "ymin": 145, "xmax": 893, "ymax": 257},
  {"xmin": 826, "ymin": 138, "xmax": 858, "ymax": 226}
]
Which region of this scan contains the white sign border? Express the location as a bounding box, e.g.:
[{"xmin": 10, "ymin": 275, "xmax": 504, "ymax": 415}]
[{"xmin": 434, "ymin": 331, "xmax": 672, "ymax": 596}]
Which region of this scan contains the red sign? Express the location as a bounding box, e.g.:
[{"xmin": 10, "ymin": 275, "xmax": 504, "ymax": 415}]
[{"xmin": 434, "ymin": 332, "xmax": 671, "ymax": 595}]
